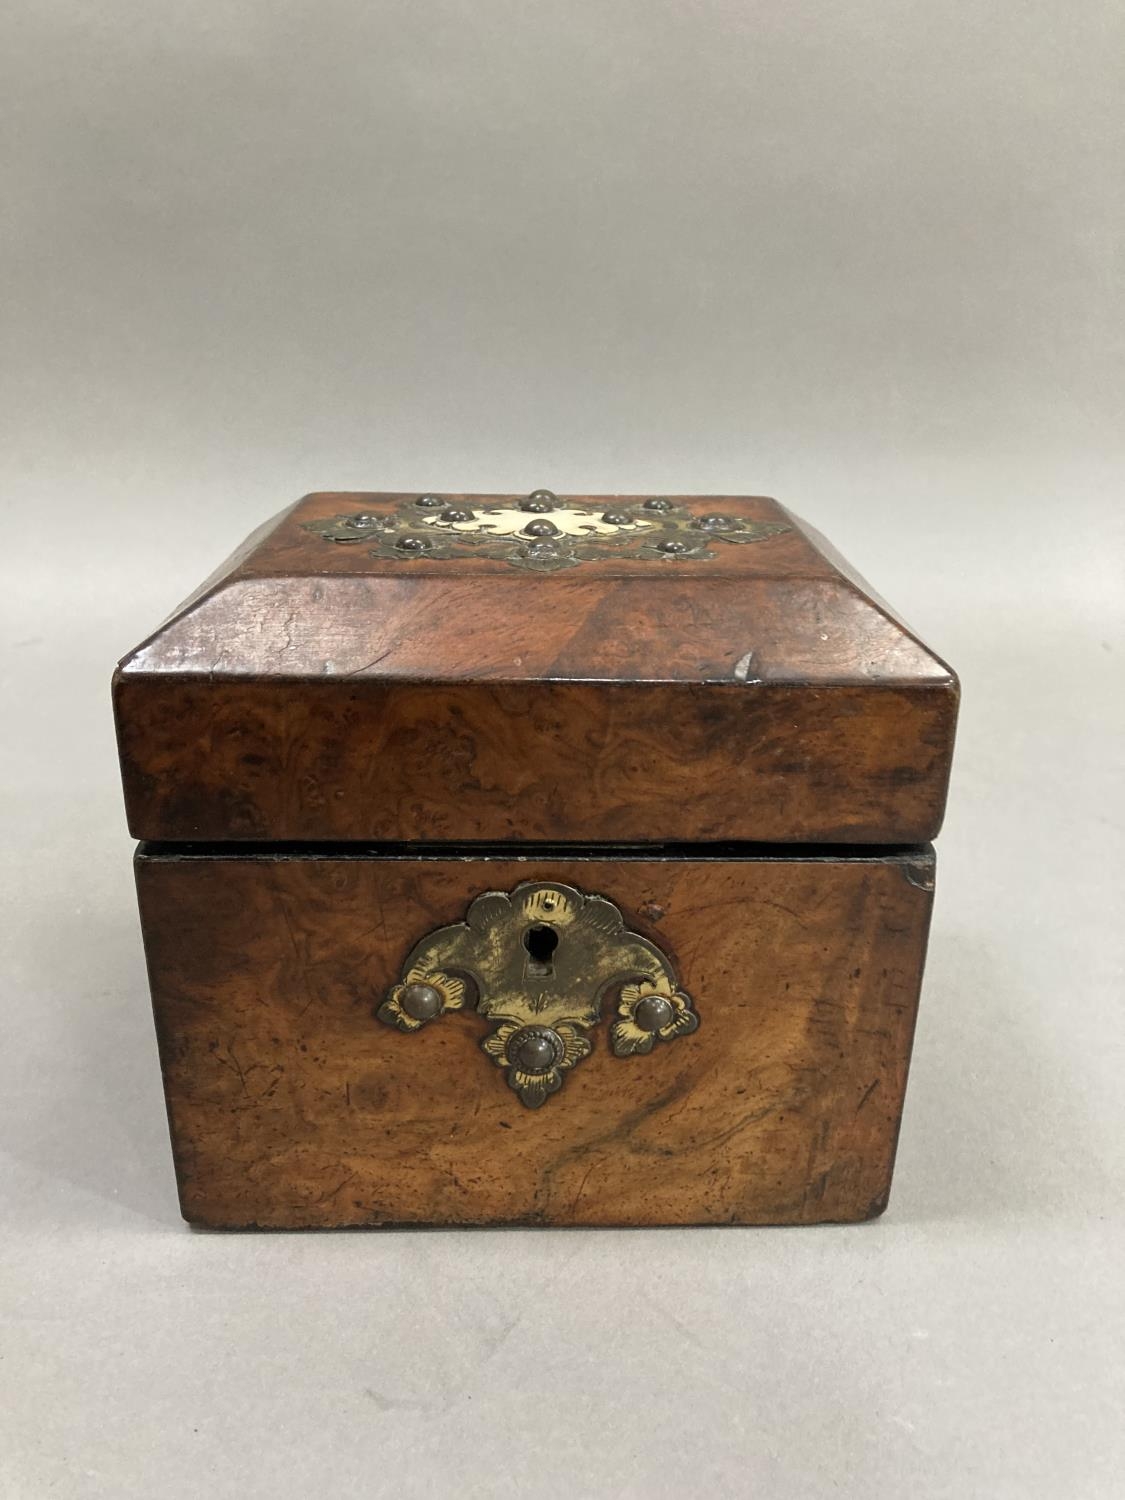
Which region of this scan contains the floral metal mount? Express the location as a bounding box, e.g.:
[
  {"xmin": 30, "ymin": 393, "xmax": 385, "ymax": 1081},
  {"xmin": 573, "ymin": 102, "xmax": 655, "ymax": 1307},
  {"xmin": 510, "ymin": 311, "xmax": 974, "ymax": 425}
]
[
  {"xmin": 377, "ymin": 881, "xmax": 699, "ymax": 1108},
  {"xmin": 303, "ymin": 488, "xmax": 790, "ymax": 573}
]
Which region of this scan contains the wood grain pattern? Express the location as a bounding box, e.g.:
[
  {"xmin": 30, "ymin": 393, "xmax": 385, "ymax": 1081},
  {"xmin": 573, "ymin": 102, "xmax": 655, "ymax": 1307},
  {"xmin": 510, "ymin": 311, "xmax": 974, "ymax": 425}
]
[
  {"xmin": 114, "ymin": 492, "xmax": 958, "ymax": 844},
  {"xmin": 116, "ymin": 678, "xmax": 955, "ymax": 845},
  {"xmin": 136, "ymin": 846, "xmax": 935, "ymax": 1228}
]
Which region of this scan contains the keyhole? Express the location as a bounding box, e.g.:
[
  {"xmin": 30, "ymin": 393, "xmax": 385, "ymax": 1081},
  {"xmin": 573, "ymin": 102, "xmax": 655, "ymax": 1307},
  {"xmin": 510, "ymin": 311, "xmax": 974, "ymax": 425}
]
[{"xmin": 524, "ymin": 924, "xmax": 559, "ymax": 976}]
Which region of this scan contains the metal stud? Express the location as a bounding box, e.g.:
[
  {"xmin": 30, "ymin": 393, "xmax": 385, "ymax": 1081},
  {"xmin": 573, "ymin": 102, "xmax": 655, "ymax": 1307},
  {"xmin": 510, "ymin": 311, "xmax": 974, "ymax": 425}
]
[
  {"xmin": 414, "ymin": 495, "xmax": 446, "ymax": 508},
  {"xmin": 508, "ymin": 1026, "xmax": 563, "ymax": 1075},
  {"xmin": 634, "ymin": 995, "xmax": 674, "ymax": 1033},
  {"xmin": 643, "ymin": 497, "xmax": 673, "ymax": 512},
  {"xmin": 693, "ymin": 514, "xmax": 740, "ymax": 532},
  {"xmin": 400, "ymin": 983, "xmax": 443, "ymax": 1021},
  {"xmin": 522, "ymin": 519, "xmax": 560, "ymax": 538}
]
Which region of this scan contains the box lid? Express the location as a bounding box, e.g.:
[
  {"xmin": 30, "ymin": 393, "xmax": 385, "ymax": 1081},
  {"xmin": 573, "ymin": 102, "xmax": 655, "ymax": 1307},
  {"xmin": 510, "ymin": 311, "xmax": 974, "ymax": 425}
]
[{"xmin": 113, "ymin": 490, "xmax": 958, "ymax": 845}]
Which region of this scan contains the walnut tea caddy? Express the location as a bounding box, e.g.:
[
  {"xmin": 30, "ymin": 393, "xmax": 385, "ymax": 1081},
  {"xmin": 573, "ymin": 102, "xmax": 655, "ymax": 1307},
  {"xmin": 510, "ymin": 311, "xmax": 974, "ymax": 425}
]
[{"xmin": 113, "ymin": 490, "xmax": 958, "ymax": 1228}]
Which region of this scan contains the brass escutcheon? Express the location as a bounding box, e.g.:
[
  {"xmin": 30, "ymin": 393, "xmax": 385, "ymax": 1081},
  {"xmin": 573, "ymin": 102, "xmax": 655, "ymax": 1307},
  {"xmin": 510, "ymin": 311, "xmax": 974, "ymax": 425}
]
[{"xmin": 377, "ymin": 881, "xmax": 699, "ymax": 1108}]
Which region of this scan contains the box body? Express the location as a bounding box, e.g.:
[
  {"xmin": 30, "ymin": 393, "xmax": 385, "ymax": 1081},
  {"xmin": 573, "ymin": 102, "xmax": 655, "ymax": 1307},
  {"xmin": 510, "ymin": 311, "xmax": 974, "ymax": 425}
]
[
  {"xmin": 115, "ymin": 491, "xmax": 957, "ymax": 1227},
  {"xmin": 137, "ymin": 845, "xmax": 933, "ymax": 1228}
]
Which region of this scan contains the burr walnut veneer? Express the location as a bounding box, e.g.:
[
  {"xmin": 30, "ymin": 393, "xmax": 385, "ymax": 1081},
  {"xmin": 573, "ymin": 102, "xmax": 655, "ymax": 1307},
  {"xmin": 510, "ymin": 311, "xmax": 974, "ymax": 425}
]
[{"xmin": 114, "ymin": 491, "xmax": 958, "ymax": 1228}]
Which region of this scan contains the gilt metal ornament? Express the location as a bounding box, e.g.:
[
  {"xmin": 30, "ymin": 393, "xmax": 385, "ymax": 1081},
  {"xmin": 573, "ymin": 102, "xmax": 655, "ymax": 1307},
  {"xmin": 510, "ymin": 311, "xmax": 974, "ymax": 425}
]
[
  {"xmin": 377, "ymin": 881, "xmax": 699, "ymax": 1107},
  {"xmin": 303, "ymin": 489, "xmax": 789, "ymax": 573}
]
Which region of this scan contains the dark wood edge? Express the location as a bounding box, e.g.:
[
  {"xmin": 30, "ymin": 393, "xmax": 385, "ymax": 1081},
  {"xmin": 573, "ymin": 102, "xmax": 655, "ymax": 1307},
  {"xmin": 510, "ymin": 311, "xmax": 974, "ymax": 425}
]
[{"xmin": 134, "ymin": 840, "xmax": 937, "ymax": 865}]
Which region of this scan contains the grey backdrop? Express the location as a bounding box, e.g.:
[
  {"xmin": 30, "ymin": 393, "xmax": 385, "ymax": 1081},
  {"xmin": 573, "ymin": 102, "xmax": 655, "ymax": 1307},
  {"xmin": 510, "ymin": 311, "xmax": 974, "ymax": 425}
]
[{"xmin": 2, "ymin": 3, "xmax": 1122, "ymax": 1496}]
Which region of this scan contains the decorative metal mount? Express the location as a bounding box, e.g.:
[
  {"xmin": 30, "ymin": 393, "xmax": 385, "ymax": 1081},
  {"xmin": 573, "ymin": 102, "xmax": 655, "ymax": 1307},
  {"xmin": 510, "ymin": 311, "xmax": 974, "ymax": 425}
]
[
  {"xmin": 303, "ymin": 489, "xmax": 790, "ymax": 573},
  {"xmin": 377, "ymin": 881, "xmax": 699, "ymax": 1108}
]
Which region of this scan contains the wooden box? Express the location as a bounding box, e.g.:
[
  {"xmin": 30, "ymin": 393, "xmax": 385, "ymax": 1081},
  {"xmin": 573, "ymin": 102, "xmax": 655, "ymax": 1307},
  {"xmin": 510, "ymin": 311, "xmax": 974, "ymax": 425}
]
[{"xmin": 113, "ymin": 490, "xmax": 958, "ymax": 1228}]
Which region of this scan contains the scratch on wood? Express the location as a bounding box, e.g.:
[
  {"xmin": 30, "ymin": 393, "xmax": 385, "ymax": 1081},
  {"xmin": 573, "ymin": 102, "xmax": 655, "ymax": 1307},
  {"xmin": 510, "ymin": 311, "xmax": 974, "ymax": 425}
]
[
  {"xmin": 569, "ymin": 1159, "xmax": 601, "ymax": 1214},
  {"xmin": 212, "ymin": 1044, "xmax": 250, "ymax": 1092},
  {"xmin": 321, "ymin": 1172, "xmax": 356, "ymax": 1204},
  {"xmin": 344, "ymin": 648, "xmax": 393, "ymax": 678},
  {"xmin": 274, "ymin": 885, "xmax": 319, "ymax": 1019},
  {"xmin": 856, "ymin": 1078, "xmax": 880, "ymax": 1115}
]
